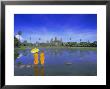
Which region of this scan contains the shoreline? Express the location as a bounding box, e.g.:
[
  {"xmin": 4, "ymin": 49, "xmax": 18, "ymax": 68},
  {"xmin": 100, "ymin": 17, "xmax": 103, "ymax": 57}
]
[{"xmin": 15, "ymin": 47, "xmax": 97, "ymax": 50}]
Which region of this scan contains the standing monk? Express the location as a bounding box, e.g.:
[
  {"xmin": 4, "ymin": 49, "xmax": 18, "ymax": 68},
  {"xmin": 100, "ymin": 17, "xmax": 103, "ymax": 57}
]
[
  {"xmin": 31, "ymin": 48, "xmax": 39, "ymax": 65},
  {"xmin": 40, "ymin": 50, "xmax": 45, "ymax": 65},
  {"xmin": 34, "ymin": 52, "xmax": 39, "ymax": 64}
]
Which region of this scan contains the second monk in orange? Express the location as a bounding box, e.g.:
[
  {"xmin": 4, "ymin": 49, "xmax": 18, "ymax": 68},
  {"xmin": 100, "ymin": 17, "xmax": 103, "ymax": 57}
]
[{"xmin": 40, "ymin": 51, "xmax": 45, "ymax": 65}]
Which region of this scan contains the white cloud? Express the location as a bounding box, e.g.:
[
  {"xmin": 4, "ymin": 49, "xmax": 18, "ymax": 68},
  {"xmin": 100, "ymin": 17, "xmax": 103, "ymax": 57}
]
[{"xmin": 15, "ymin": 34, "xmax": 24, "ymax": 42}]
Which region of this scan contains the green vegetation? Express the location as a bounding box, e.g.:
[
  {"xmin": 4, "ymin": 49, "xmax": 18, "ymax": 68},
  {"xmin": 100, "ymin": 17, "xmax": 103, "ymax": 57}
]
[
  {"xmin": 14, "ymin": 36, "xmax": 21, "ymax": 47},
  {"xmin": 14, "ymin": 50, "xmax": 19, "ymax": 60}
]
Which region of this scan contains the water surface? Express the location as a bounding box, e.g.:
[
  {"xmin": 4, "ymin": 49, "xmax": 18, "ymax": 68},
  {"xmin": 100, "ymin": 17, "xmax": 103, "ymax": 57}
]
[{"xmin": 14, "ymin": 47, "xmax": 97, "ymax": 76}]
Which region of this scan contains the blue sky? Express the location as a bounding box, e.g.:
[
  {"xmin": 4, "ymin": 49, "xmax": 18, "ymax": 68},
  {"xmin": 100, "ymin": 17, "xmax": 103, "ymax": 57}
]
[{"xmin": 14, "ymin": 14, "xmax": 97, "ymax": 43}]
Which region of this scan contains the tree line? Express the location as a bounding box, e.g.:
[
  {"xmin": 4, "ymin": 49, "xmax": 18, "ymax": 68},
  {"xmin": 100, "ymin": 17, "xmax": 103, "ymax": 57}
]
[
  {"xmin": 14, "ymin": 31, "xmax": 97, "ymax": 48},
  {"xmin": 14, "ymin": 37, "xmax": 97, "ymax": 48}
]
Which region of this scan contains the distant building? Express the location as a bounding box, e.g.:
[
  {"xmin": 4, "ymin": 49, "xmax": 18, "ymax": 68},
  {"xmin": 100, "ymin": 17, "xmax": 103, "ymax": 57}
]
[
  {"xmin": 50, "ymin": 37, "xmax": 62, "ymax": 46},
  {"xmin": 35, "ymin": 37, "xmax": 63, "ymax": 47}
]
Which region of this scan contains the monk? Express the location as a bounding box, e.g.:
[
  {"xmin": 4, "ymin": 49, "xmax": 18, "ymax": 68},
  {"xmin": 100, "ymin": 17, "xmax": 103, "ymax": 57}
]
[
  {"xmin": 34, "ymin": 52, "xmax": 39, "ymax": 64},
  {"xmin": 40, "ymin": 50, "xmax": 45, "ymax": 65}
]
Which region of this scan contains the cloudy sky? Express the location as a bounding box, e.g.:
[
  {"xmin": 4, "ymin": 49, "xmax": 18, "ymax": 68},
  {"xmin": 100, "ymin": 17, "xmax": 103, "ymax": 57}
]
[{"xmin": 14, "ymin": 14, "xmax": 97, "ymax": 43}]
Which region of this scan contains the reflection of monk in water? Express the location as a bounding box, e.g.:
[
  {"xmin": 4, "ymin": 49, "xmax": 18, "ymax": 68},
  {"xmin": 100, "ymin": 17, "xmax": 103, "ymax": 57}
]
[
  {"xmin": 34, "ymin": 52, "xmax": 39, "ymax": 64},
  {"xmin": 34, "ymin": 65, "xmax": 39, "ymax": 76},
  {"xmin": 34, "ymin": 65, "xmax": 45, "ymax": 76},
  {"xmin": 40, "ymin": 66, "xmax": 44, "ymax": 76},
  {"xmin": 40, "ymin": 51, "xmax": 45, "ymax": 65}
]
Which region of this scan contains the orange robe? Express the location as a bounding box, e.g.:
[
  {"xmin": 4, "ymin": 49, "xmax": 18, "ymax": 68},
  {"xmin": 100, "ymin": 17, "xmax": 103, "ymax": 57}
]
[
  {"xmin": 34, "ymin": 53, "xmax": 39, "ymax": 64},
  {"xmin": 40, "ymin": 52, "xmax": 45, "ymax": 65}
]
